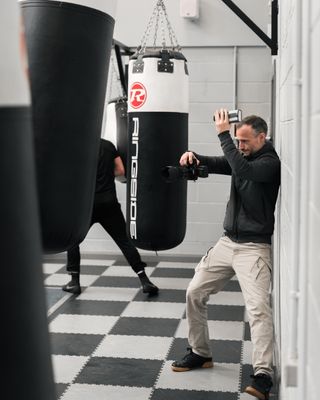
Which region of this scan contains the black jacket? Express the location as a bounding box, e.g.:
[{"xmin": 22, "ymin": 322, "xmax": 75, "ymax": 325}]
[
  {"xmin": 195, "ymin": 131, "xmax": 281, "ymax": 244},
  {"xmin": 94, "ymin": 139, "xmax": 119, "ymax": 204}
]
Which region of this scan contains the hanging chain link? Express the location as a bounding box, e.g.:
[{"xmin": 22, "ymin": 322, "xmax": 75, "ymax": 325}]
[
  {"xmin": 162, "ymin": 2, "xmax": 181, "ymax": 51},
  {"xmin": 152, "ymin": 3, "xmax": 160, "ymax": 48},
  {"xmin": 106, "ymin": 49, "xmax": 124, "ymax": 100},
  {"xmin": 138, "ymin": 0, "xmax": 181, "ymax": 54}
]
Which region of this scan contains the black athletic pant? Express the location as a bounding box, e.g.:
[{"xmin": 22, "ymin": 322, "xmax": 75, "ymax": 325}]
[{"xmin": 67, "ymin": 200, "xmax": 145, "ymax": 274}]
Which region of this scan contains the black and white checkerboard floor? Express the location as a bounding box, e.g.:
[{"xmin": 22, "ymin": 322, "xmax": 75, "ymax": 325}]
[{"xmin": 43, "ymin": 256, "xmax": 277, "ymax": 400}]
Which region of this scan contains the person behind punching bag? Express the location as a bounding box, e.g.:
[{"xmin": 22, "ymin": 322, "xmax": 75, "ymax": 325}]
[{"xmin": 63, "ymin": 138, "xmax": 159, "ymax": 295}]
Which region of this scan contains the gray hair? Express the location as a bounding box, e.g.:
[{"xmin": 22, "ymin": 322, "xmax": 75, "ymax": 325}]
[{"xmin": 237, "ymin": 115, "xmax": 268, "ymax": 136}]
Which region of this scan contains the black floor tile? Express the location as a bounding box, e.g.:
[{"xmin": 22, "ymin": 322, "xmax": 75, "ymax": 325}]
[
  {"xmin": 50, "ymin": 333, "xmax": 104, "ymax": 356},
  {"xmin": 207, "ymin": 304, "xmax": 245, "ymax": 321},
  {"xmin": 244, "ymin": 322, "xmax": 251, "ymax": 340},
  {"xmin": 92, "ymin": 276, "xmax": 140, "ymax": 288},
  {"xmin": 55, "ymin": 383, "xmax": 69, "ymax": 399},
  {"xmin": 151, "ymin": 268, "xmax": 195, "ymax": 279},
  {"xmin": 57, "ymin": 299, "xmax": 129, "ymax": 316},
  {"xmin": 223, "ymin": 280, "xmax": 241, "ymax": 292},
  {"xmin": 112, "ymin": 260, "xmax": 159, "ymax": 267},
  {"xmin": 110, "ymin": 317, "xmax": 180, "ymax": 337},
  {"xmin": 75, "ymin": 357, "xmax": 162, "ymax": 386},
  {"xmin": 45, "ymin": 287, "xmax": 68, "ymax": 309}
]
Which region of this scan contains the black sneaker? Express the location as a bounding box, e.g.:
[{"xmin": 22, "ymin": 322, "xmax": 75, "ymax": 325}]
[
  {"xmin": 171, "ymin": 347, "xmax": 213, "ymax": 372},
  {"xmin": 62, "ymin": 280, "xmax": 81, "ymax": 295},
  {"xmin": 245, "ymin": 373, "xmax": 273, "ymax": 400},
  {"xmin": 139, "ymin": 275, "xmax": 159, "ymax": 295},
  {"xmin": 141, "ymin": 279, "xmax": 159, "ymax": 295}
]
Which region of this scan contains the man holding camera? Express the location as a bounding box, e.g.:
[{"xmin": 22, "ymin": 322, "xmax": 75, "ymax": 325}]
[{"xmin": 172, "ymin": 109, "xmax": 280, "ymax": 400}]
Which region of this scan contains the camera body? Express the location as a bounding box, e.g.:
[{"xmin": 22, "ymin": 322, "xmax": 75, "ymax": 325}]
[
  {"xmin": 162, "ymin": 161, "xmax": 208, "ymax": 182},
  {"xmin": 213, "ymin": 109, "xmax": 242, "ymax": 123}
]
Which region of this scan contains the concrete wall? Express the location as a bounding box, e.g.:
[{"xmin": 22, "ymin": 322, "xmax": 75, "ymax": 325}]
[{"xmin": 82, "ymin": 0, "xmax": 273, "ymax": 258}]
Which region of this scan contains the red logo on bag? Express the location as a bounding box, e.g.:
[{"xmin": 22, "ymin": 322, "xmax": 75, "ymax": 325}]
[{"xmin": 130, "ymin": 82, "xmax": 147, "ymax": 109}]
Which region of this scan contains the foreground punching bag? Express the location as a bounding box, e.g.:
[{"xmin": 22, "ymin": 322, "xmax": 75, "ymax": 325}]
[
  {"xmin": 21, "ymin": 0, "xmax": 116, "ymax": 253},
  {"xmin": 102, "ymin": 96, "xmax": 128, "ymax": 177},
  {"xmin": 1, "ymin": 2, "xmax": 55, "ymax": 398},
  {"xmin": 127, "ymin": 49, "xmax": 189, "ymax": 250}
]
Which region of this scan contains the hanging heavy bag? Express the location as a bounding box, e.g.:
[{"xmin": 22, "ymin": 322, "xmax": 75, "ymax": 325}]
[
  {"xmin": 102, "ymin": 96, "xmax": 128, "ymax": 180},
  {"xmin": 126, "ymin": 0, "xmax": 189, "ymax": 251},
  {"xmin": 21, "ymin": 0, "xmax": 116, "ymax": 253},
  {"xmin": 1, "ymin": 2, "xmax": 55, "ymax": 398}
]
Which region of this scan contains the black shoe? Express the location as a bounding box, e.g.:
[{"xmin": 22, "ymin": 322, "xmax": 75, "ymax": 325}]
[
  {"xmin": 62, "ymin": 280, "xmax": 81, "ymax": 295},
  {"xmin": 142, "ymin": 280, "xmax": 159, "ymax": 295},
  {"xmin": 138, "ymin": 274, "xmax": 159, "ymax": 295},
  {"xmin": 245, "ymin": 373, "xmax": 273, "ymax": 400},
  {"xmin": 171, "ymin": 347, "xmax": 213, "ymax": 372}
]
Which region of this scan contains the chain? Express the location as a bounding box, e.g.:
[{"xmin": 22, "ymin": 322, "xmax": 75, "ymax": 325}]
[
  {"xmin": 106, "ymin": 50, "xmax": 124, "ymax": 100},
  {"xmin": 138, "ymin": 0, "xmax": 180, "ymax": 54},
  {"xmin": 152, "ymin": 4, "xmax": 160, "ymax": 48},
  {"xmin": 162, "ymin": 3, "xmax": 181, "ymax": 50},
  {"xmin": 139, "ymin": 3, "xmax": 158, "ymax": 53}
]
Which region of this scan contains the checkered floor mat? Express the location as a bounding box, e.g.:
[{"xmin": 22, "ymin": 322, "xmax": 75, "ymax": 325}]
[{"xmin": 43, "ymin": 257, "xmax": 277, "ymax": 400}]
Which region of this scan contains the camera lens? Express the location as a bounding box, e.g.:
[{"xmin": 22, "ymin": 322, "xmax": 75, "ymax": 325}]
[{"xmin": 161, "ymin": 166, "xmax": 180, "ymax": 182}]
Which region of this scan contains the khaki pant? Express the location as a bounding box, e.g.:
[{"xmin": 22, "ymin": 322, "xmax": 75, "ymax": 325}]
[{"xmin": 187, "ymin": 236, "xmax": 273, "ymax": 376}]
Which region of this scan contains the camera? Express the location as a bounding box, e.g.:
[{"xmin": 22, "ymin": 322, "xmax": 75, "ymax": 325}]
[
  {"xmin": 161, "ymin": 160, "xmax": 208, "ymax": 182},
  {"xmin": 213, "ymin": 109, "xmax": 242, "ymax": 123}
]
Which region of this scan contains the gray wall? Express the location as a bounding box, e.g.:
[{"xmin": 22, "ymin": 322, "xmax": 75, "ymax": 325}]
[
  {"xmin": 83, "ymin": 0, "xmax": 273, "ymax": 257},
  {"xmin": 114, "ymin": 0, "xmax": 269, "ymax": 47}
]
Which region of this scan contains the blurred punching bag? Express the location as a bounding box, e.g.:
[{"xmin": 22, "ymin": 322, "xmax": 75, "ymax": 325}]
[
  {"xmin": 126, "ymin": 1, "xmax": 188, "ymax": 251},
  {"xmin": 21, "ymin": 0, "xmax": 116, "ymax": 253},
  {"xmin": 1, "ymin": 1, "xmax": 55, "ymax": 398}
]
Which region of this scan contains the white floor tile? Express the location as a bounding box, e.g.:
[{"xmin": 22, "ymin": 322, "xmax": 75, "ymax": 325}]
[
  {"xmin": 43, "ymin": 263, "xmax": 64, "ymax": 274},
  {"xmin": 208, "ymin": 291, "xmax": 245, "ymax": 306},
  {"xmin": 175, "ymin": 319, "xmax": 244, "ymax": 340},
  {"xmin": 80, "ymin": 259, "xmax": 116, "ymax": 266},
  {"xmin": 122, "ymin": 301, "xmax": 185, "ymax": 319},
  {"xmin": 52, "ymin": 355, "xmax": 88, "ymax": 384},
  {"xmin": 239, "ymin": 393, "xmax": 257, "ymax": 400},
  {"xmin": 78, "ymin": 286, "xmax": 139, "ymax": 301},
  {"xmin": 102, "ymin": 266, "xmax": 155, "ymax": 277},
  {"xmin": 156, "ymin": 261, "xmax": 197, "ymax": 269},
  {"xmin": 61, "ymin": 384, "xmax": 152, "ymax": 400},
  {"xmin": 44, "ymin": 274, "xmax": 99, "ymax": 287},
  {"xmin": 149, "ymin": 277, "xmax": 191, "ymax": 290},
  {"xmin": 156, "ymin": 360, "xmax": 240, "ymax": 392},
  {"xmin": 49, "ymin": 314, "xmax": 118, "ymax": 334},
  {"xmin": 242, "ymin": 340, "xmax": 253, "ymax": 364},
  {"xmin": 94, "ymin": 335, "xmax": 173, "ymax": 360}
]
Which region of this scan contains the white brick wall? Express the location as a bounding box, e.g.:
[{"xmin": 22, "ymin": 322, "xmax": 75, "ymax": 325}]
[
  {"xmin": 275, "ymin": 0, "xmax": 320, "ymax": 398},
  {"xmin": 305, "ymin": 0, "xmax": 320, "ymax": 398}
]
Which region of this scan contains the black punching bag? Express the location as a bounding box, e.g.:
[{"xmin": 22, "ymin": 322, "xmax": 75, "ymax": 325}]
[
  {"xmin": 127, "ymin": 50, "xmax": 189, "ymax": 251},
  {"xmin": 1, "ymin": 1, "xmax": 55, "ymax": 398},
  {"xmin": 102, "ymin": 96, "xmax": 128, "ymax": 178},
  {"xmin": 21, "ymin": 0, "xmax": 116, "ymax": 253}
]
